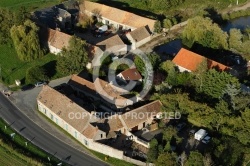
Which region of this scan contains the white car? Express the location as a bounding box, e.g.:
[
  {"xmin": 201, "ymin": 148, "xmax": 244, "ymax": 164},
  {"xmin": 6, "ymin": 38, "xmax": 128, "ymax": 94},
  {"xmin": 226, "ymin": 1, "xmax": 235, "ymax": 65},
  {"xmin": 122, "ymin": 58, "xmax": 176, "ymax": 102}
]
[
  {"xmin": 35, "ymin": 81, "xmax": 47, "ymax": 87},
  {"xmin": 202, "ymin": 136, "xmax": 211, "ymax": 144}
]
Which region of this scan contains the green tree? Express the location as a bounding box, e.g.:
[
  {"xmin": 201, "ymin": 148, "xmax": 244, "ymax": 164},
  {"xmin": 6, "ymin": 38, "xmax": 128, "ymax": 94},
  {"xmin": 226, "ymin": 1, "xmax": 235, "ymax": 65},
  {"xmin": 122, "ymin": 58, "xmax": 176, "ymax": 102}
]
[
  {"xmin": 56, "ymin": 36, "xmax": 88, "ymax": 75},
  {"xmin": 134, "ymin": 55, "xmax": 145, "ymax": 74},
  {"xmin": 182, "ymin": 16, "xmax": 228, "ymax": 49},
  {"xmin": 147, "ymin": 52, "xmax": 161, "ymax": 70},
  {"xmin": 229, "ymin": 28, "xmax": 243, "ymax": 51},
  {"xmin": 193, "ymin": 69, "xmax": 240, "ymax": 99},
  {"xmin": 163, "ymin": 18, "xmax": 173, "ymax": 30},
  {"xmin": 0, "ymin": 8, "xmax": 14, "ymax": 44},
  {"xmin": 26, "ymin": 66, "xmax": 48, "ymax": 84},
  {"xmin": 10, "ymin": 20, "xmax": 44, "ymax": 61},
  {"xmin": 155, "ymin": 152, "xmax": 177, "ymax": 166},
  {"xmin": 186, "ymin": 151, "xmax": 204, "ymax": 166},
  {"xmin": 147, "ymin": 138, "xmax": 159, "ymax": 162},
  {"xmin": 160, "ymin": 60, "xmax": 176, "ymax": 74},
  {"xmin": 14, "ymin": 6, "xmax": 30, "ymax": 25},
  {"xmin": 154, "ymin": 20, "xmax": 162, "ymax": 33}
]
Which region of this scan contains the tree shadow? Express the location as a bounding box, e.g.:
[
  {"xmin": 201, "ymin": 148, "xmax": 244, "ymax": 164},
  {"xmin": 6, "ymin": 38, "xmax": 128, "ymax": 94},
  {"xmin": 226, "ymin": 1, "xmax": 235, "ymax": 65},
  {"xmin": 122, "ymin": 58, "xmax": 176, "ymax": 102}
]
[
  {"xmin": 203, "ymin": 7, "xmax": 227, "ymax": 25},
  {"xmin": 42, "ymin": 60, "xmax": 57, "ymax": 78},
  {"xmin": 96, "ymin": 0, "xmax": 159, "ymax": 19}
]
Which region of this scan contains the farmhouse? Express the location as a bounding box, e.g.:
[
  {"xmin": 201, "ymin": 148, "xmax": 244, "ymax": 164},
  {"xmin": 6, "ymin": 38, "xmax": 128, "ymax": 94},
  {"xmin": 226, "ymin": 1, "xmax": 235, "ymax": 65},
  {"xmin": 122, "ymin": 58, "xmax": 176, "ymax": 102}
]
[
  {"xmin": 96, "ymin": 34, "xmax": 127, "ymax": 54},
  {"xmin": 68, "ymin": 74, "xmax": 134, "ymax": 110},
  {"xmin": 37, "ymin": 85, "xmax": 106, "ymax": 146},
  {"xmin": 172, "ymin": 48, "xmax": 230, "ymax": 72},
  {"xmin": 80, "ymin": 1, "xmax": 156, "ymax": 32},
  {"xmin": 47, "ymin": 28, "xmax": 72, "ymax": 54},
  {"xmin": 126, "ymin": 26, "xmax": 152, "ymax": 49},
  {"xmin": 117, "ymin": 68, "xmax": 142, "ymax": 83}
]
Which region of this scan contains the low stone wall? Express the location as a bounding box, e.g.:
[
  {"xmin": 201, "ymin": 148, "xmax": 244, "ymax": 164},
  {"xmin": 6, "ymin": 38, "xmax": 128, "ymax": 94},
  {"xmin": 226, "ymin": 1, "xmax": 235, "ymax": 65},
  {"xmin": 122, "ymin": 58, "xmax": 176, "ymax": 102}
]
[
  {"xmin": 123, "ymin": 156, "xmax": 154, "ymax": 166},
  {"xmin": 89, "ymin": 141, "xmax": 124, "ymax": 159}
]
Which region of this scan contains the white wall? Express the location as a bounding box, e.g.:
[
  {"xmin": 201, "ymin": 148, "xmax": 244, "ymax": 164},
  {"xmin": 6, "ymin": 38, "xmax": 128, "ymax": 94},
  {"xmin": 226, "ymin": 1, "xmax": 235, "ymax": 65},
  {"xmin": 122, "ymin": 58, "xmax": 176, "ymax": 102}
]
[{"xmin": 48, "ymin": 44, "xmax": 62, "ymax": 55}]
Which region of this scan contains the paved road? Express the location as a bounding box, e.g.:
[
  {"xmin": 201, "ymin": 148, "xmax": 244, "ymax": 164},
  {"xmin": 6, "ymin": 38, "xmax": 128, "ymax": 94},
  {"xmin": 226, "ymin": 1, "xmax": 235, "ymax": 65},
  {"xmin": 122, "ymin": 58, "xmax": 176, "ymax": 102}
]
[{"xmin": 0, "ymin": 91, "xmax": 107, "ymax": 166}]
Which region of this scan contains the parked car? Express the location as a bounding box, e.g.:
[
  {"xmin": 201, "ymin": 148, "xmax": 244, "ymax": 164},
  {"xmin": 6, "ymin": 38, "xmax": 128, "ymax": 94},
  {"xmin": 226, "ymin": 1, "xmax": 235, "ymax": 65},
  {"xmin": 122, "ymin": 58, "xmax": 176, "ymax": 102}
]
[
  {"xmin": 202, "ymin": 136, "xmax": 211, "ymax": 144},
  {"xmin": 176, "ymin": 122, "xmax": 186, "ymax": 132},
  {"xmin": 21, "ymin": 84, "xmax": 35, "ymax": 91},
  {"xmin": 35, "ymin": 81, "xmax": 47, "ymax": 87},
  {"xmin": 189, "ymin": 129, "xmax": 196, "ymax": 136},
  {"xmin": 2, "ymin": 89, "xmax": 12, "ymax": 97}
]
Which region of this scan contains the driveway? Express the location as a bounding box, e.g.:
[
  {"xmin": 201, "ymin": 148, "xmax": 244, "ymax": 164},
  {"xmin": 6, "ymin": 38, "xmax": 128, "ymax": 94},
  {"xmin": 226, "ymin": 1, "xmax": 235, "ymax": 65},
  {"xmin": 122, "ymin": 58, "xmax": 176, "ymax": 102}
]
[{"xmin": 0, "ymin": 76, "xmax": 107, "ymax": 165}]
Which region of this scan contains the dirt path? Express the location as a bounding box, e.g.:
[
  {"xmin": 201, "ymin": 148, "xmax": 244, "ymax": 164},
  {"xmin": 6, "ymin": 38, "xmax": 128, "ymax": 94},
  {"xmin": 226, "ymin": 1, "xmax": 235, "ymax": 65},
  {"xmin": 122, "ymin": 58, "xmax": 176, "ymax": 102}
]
[{"xmin": 222, "ymin": 1, "xmax": 250, "ymax": 14}]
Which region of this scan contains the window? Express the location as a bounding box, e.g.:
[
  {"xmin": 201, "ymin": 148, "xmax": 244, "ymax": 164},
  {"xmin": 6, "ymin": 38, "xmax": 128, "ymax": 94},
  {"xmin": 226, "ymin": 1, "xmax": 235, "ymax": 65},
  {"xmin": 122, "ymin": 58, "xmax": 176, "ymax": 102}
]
[
  {"xmin": 50, "ymin": 113, "xmax": 53, "ymax": 120},
  {"xmin": 75, "ymin": 131, "xmax": 77, "ymax": 138},
  {"xmin": 43, "ymin": 108, "xmax": 47, "ymax": 114},
  {"xmin": 55, "ymin": 118, "xmax": 58, "ymax": 124},
  {"xmin": 100, "ymin": 134, "xmax": 103, "ymax": 138},
  {"xmin": 65, "ymin": 124, "xmax": 68, "ymax": 131},
  {"xmin": 105, "ymin": 20, "xmax": 109, "ymax": 25},
  {"xmin": 84, "ymin": 139, "xmax": 88, "ymax": 146}
]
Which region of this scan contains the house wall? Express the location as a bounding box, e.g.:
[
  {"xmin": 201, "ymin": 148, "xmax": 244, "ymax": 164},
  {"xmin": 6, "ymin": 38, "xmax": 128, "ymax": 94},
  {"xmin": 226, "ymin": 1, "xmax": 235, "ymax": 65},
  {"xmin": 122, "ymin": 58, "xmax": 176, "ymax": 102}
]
[
  {"xmin": 177, "ymin": 65, "xmax": 191, "ymax": 72},
  {"xmin": 37, "ymin": 100, "xmax": 92, "ymax": 148},
  {"xmin": 135, "ymin": 36, "xmax": 151, "ymax": 48},
  {"xmin": 89, "ymin": 141, "xmax": 124, "ymax": 159},
  {"xmin": 126, "ymin": 34, "xmax": 151, "ymax": 50},
  {"xmin": 48, "ymin": 44, "xmax": 62, "ymax": 55},
  {"xmin": 83, "ymin": 10, "xmax": 136, "ymax": 30}
]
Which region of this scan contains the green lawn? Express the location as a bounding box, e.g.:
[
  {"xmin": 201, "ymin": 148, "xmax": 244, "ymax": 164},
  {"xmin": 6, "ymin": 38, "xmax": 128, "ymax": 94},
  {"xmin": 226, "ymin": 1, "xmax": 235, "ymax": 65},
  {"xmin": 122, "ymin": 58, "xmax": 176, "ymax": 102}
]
[
  {"xmin": 0, "ymin": 0, "xmax": 58, "ymax": 11},
  {"xmin": 0, "ymin": 118, "xmax": 65, "ymax": 166},
  {"xmin": 0, "ymin": 141, "xmax": 43, "ymax": 166},
  {"xmin": 0, "ymin": 44, "xmax": 60, "ymax": 85}
]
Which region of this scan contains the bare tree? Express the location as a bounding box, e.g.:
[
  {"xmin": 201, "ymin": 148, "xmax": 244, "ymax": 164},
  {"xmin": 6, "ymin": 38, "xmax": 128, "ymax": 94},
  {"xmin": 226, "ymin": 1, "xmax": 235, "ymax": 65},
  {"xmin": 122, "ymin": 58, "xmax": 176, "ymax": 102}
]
[
  {"xmin": 178, "ymin": 152, "xmax": 187, "ymax": 166},
  {"xmin": 203, "ymin": 154, "xmax": 214, "ymax": 166}
]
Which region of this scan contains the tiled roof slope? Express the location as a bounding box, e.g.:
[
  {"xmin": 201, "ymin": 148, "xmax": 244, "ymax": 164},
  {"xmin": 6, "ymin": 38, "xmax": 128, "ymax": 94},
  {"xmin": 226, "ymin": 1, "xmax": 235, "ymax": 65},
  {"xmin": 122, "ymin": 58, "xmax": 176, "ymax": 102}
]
[
  {"xmin": 120, "ymin": 100, "xmax": 162, "ymax": 129},
  {"xmin": 80, "ymin": 1, "xmax": 156, "ymax": 31},
  {"xmin": 96, "ymin": 35, "xmax": 125, "ymax": 51},
  {"xmin": 172, "ymin": 48, "xmax": 230, "ymax": 72},
  {"xmin": 48, "ymin": 28, "xmax": 72, "ymax": 49},
  {"xmin": 96, "ymin": 114, "xmax": 124, "ymax": 132},
  {"xmin": 128, "ymin": 26, "xmax": 151, "ymax": 42},
  {"xmin": 37, "ymin": 85, "xmax": 90, "ymax": 133},
  {"xmin": 120, "ymin": 68, "xmax": 142, "ymax": 81}
]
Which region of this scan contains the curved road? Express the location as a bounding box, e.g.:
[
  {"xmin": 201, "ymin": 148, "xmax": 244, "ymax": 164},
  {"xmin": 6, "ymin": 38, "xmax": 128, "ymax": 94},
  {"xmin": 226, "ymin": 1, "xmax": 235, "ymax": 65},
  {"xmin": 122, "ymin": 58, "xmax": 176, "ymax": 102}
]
[{"xmin": 0, "ymin": 93, "xmax": 107, "ymax": 166}]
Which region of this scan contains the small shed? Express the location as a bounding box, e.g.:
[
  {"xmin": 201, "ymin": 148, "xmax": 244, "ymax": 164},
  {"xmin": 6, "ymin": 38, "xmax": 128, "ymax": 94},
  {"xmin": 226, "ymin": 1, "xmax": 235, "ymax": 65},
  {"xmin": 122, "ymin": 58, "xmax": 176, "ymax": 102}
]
[{"xmin": 194, "ymin": 129, "xmax": 207, "ymax": 141}]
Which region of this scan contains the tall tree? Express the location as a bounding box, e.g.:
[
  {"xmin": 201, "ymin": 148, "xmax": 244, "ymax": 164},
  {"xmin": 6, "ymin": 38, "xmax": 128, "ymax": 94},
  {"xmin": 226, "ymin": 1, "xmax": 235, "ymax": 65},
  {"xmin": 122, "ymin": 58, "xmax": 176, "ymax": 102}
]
[
  {"xmin": 56, "ymin": 36, "xmax": 88, "ymax": 75},
  {"xmin": 186, "ymin": 151, "xmax": 203, "ymax": 166},
  {"xmin": 0, "ymin": 8, "xmax": 14, "ymax": 44},
  {"xmin": 26, "ymin": 66, "xmax": 48, "ymax": 84},
  {"xmin": 155, "ymin": 152, "xmax": 178, "ymax": 166},
  {"xmin": 10, "ymin": 20, "xmax": 44, "ymax": 61},
  {"xmin": 182, "ymin": 16, "xmax": 228, "ymax": 49}
]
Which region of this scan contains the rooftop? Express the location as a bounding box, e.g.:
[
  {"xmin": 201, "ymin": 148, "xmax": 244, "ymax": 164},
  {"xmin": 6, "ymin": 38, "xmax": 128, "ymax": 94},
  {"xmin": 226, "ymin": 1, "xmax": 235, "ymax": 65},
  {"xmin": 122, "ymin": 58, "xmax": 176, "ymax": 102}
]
[
  {"xmin": 95, "ymin": 114, "xmax": 124, "ymax": 132},
  {"xmin": 96, "ymin": 35, "xmax": 126, "ymax": 51},
  {"xmin": 121, "ymin": 100, "xmax": 162, "ymax": 129},
  {"xmin": 127, "ymin": 26, "xmax": 151, "ymax": 42},
  {"xmin": 119, "ymin": 68, "xmax": 142, "ymax": 81},
  {"xmin": 37, "ymin": 85, "xmax": 90, "ymax": 133},
  {"xmin": 48, "ymin": 28, "xmax": 72, "ymax": 50},
  {"xmin": 172, "ymin": 48, "xmax": 230, "ymax": 72},
  {"xmin": 80, "ymin": 1, "xmax": 156, "ymax": 31}
]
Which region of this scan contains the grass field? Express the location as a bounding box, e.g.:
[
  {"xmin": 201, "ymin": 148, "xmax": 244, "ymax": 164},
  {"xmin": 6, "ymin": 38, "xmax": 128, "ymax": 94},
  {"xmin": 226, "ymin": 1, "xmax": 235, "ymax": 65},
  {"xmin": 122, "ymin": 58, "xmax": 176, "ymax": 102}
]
[
  {"xmin": 0, "ymin": 118, "xmax": 65, "ymax": 166},
  {"xmin": 0, "ymin": 0, "xmax": 58, "ymax": 11},
  {"xmin": 0, "ymin": 44, "xmax": 61, "ymax": 85},
  {"xmin": 0, "ymin": 139, "xmax": 43, "ymax": 166}
]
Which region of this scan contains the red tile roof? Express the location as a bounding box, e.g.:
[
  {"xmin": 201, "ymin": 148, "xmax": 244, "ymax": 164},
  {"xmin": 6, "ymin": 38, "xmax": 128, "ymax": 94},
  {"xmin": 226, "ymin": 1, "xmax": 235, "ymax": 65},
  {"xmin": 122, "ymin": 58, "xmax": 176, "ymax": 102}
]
[
  {"xmin": 121, "ymin": 100, "xmax": 162, "ymax": 129},
  {"xmin": 120, "ymin": 68, "xmax": 142, "ymax": 81},
  {"xmin": 172, "ymin": 48, "xmax": 230, "ymax": 72},
  {"xmin": 80, "ymin": 1, "xmax": 156, "ymax": 31},
  {"xmin": 48, "ymin": 28, "xmax": 72, "ymax": 49}
]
